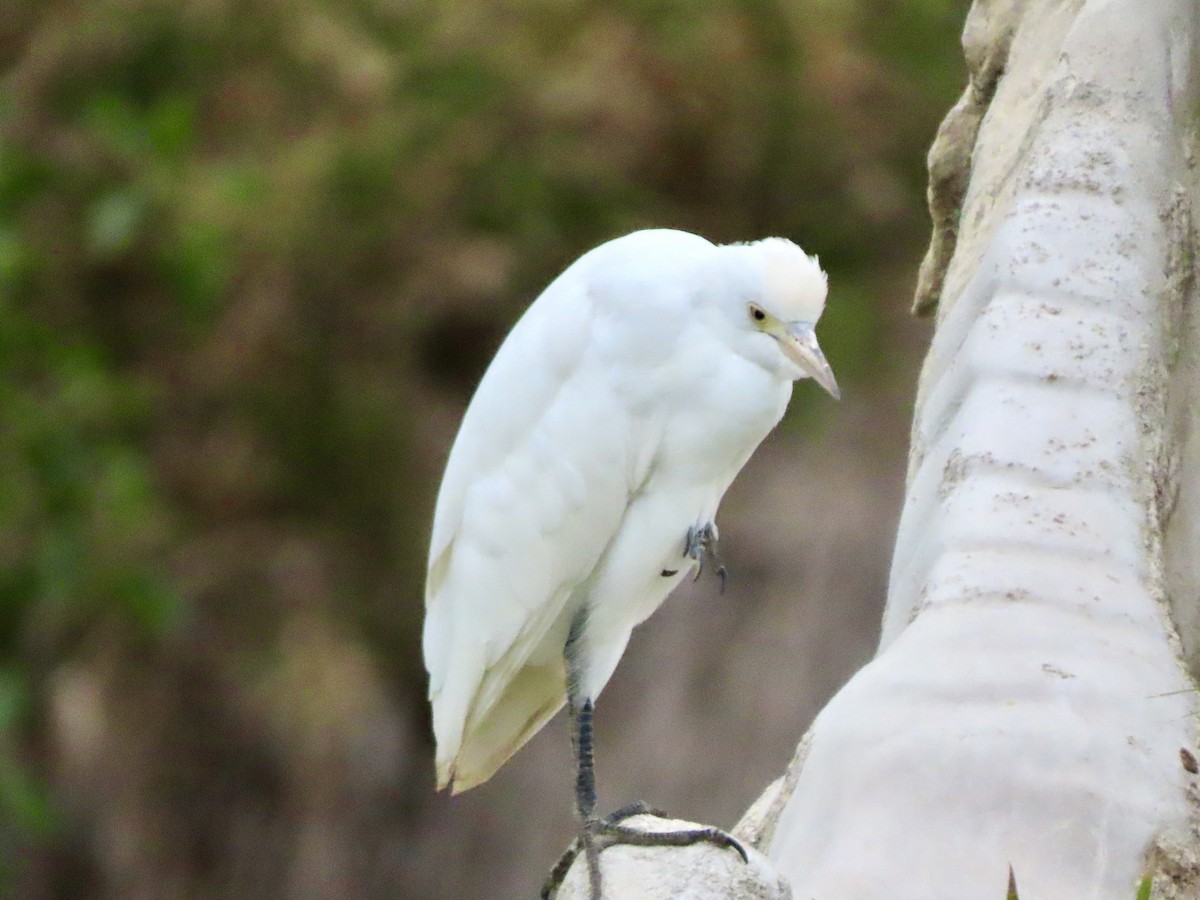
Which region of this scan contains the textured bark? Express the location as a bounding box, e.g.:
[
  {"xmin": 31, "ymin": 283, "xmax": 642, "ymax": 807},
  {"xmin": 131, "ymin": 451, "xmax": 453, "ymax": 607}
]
[{"xmin": 765, "ymin": 0, "xmax": 1200, "ymax": 897}]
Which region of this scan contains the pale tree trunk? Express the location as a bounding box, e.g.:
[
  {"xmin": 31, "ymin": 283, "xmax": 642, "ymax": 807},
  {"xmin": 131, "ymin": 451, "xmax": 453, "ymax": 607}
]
[
  {"xmin": 559, "ymin": 0, "xmax": 1200, "ymax": 897},
  {"xmin": 762, "ymin": 0, "xmax": 1200, "ymax": 896}
]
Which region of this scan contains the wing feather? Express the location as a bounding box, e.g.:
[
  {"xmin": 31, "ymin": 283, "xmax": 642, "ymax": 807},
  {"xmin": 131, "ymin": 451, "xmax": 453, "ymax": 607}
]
[{"xmin": 423, "ymin": 272, "xmax": 630, "ymax": 790}]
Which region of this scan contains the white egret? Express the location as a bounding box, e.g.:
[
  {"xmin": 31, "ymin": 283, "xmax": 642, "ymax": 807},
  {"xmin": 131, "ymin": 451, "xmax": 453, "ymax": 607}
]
[{"xmin": 423, "ymin": 228, "xmax": 838, "ymax": 898}]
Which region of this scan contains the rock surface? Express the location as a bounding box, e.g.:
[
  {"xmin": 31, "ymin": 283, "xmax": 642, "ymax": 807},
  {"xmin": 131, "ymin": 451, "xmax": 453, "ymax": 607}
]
[{"xmin": 554, "ymin": 815, "xmax": 791, "ymax": 900}]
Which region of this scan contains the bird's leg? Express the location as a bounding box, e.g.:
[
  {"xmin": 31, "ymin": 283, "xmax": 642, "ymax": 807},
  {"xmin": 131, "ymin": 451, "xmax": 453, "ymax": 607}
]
[
  {"xmin": 574, "ymin": 696, "xmax": 603, "ymax": 898},
  {"xmin": 543, "ymin": 615, "xmax": 605, "ymax": 900},
  {"xmin": 541, "ymin": 612, "xmax": 747, "ymax": 900},
  {"xmin": 543, "ymin": 788, "xmax": 749, "ymax": 898},
  {"xmin": 685, "ymin": 522, "xmax": 728, "ymax": 593}
]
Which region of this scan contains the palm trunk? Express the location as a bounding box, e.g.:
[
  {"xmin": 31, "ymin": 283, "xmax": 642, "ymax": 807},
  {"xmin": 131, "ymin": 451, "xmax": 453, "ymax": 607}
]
[{"xmin": 762, "ymin": 0, "xmax": 1200, "ymax": 896}]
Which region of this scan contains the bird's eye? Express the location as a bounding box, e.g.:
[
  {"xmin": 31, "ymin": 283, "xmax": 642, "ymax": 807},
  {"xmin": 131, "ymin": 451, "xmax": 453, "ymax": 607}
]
[{"xmin": 749, "ymin": 304, "xmax": 767, "ymax": 323}]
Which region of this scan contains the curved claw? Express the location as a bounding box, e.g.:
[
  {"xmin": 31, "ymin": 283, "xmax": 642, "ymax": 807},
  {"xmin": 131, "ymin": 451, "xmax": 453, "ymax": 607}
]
[{"xmin": 684, "ymin": 523, "xmax": 728, "ymax": 593}]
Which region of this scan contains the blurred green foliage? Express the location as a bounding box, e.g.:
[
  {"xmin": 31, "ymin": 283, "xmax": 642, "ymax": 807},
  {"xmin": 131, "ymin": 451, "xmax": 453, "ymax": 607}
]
[
  {"xmin": 0, "ymin": 140, "xmax": 179, "ymax": 853},
  {"xmin": 0, "ymin": 0, "xmax": 966, "ymax": 894}
]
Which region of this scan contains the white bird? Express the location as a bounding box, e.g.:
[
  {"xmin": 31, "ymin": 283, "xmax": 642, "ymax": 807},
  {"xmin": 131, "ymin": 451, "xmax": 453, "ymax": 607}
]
[{"xmin": 423, "ymin": 228, "xmax": 838, "ymax": 898}]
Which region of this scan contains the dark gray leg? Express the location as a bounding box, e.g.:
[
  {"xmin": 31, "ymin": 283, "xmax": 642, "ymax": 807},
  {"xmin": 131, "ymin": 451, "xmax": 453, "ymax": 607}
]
[
  {"xmin": 543, "ymin": 613, "xmax": 603, "ymax": 900},
  {"xmin": 540, "ymin": 610, "xmax": 747, "ymax": 900}
]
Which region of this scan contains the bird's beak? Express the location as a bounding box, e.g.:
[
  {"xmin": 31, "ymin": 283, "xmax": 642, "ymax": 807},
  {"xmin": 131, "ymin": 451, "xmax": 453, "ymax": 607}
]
[{"xmin": 780, "ymin": 322, "xmax": 840, "ymax": 399}]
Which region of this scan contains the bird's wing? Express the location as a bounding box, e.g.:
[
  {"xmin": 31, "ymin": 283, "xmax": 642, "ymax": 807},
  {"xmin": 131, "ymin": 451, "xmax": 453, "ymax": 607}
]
[{"xmin": 423, "ymin": 271, "xmax": 636, "ymax": 789}]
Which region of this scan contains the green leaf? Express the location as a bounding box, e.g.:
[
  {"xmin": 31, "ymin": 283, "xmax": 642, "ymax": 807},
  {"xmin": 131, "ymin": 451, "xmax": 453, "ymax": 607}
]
[
  {"xmin": 0, "ymin": 223, "xmax": 28, "ymax": 290},
  {"xmin": 1007, "ymin": 865, "xmax": 1020, "ymax": 900},
  {"xmin": 157, "ymin": 219, "xmax": 231, "ymax": 323},
  {"xmin": 147, "ymin": 94, "xmax": 196, "ymax": 162},
  {"xmin": 1136, "ymin": 874, "xmax": 1153, "ymax": 900},
  {"xmin": 0, "ymin": 671, "xmax": 27, "ymax": 732},
  {"xmin": 111, "ymin": 570, "xmax": 183, "ymax": 636},
  {"xmin": 87, "ymin": 187, "xmax": 149, "ymax": 260},
  {"xmin": 0, "ymin": 763, "xmax": 53, "ymax": 835}
]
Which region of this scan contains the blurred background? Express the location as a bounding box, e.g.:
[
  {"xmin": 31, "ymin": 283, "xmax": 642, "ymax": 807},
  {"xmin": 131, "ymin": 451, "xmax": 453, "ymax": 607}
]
[{"xmin": 0, "ymin": 1, "xmax": 966, "ymax": 897}]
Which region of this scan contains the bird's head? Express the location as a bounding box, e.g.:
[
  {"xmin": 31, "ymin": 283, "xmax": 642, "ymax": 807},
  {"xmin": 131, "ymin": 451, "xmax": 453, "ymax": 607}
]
[{"xmin": 723, "ymin": 238, "xmax": 839, "ymax": 398}]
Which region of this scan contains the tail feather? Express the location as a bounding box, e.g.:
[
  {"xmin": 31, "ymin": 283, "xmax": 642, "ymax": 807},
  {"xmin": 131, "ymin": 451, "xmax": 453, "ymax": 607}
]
[{"xmin": 436, "ymin": 661, "xmax": 566, "ymax": 793}]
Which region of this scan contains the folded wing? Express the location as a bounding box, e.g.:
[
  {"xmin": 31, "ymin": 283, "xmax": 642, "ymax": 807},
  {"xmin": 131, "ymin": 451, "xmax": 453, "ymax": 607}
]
[{"xmin": 423, "ymin": 274, "xmax": 632, "ymax": 792}]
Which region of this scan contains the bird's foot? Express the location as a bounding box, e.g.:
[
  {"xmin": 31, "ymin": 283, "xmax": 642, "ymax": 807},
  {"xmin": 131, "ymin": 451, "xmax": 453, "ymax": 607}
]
[
  {"xmin": 540, "ymin": 803, "xmax": 747, "ymax": 899},
  {"xmin": 685, "ymin": 523, "xmax": 728, "ymax": 593}
]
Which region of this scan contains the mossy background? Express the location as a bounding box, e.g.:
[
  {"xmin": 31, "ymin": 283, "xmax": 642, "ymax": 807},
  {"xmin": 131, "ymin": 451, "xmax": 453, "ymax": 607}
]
[{"xmin": 1, "ymin": 1, "xmax": 966, "ymax": 896}]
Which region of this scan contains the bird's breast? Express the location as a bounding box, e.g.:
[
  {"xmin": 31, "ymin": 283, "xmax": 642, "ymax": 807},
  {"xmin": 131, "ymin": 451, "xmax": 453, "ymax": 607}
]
[
  {"xmin": 612, "ymin": 356, "xmax": 789, "ymax": 587},
  {"xmin": 652, "ymin": 357, "xmax": 790, "ymax": 485}
]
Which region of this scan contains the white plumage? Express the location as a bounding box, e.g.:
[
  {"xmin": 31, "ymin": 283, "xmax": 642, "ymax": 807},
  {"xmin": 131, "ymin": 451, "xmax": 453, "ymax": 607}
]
[{"xmin": 424, "ymin": 228, "xmax": 837, "ymax": 795}]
